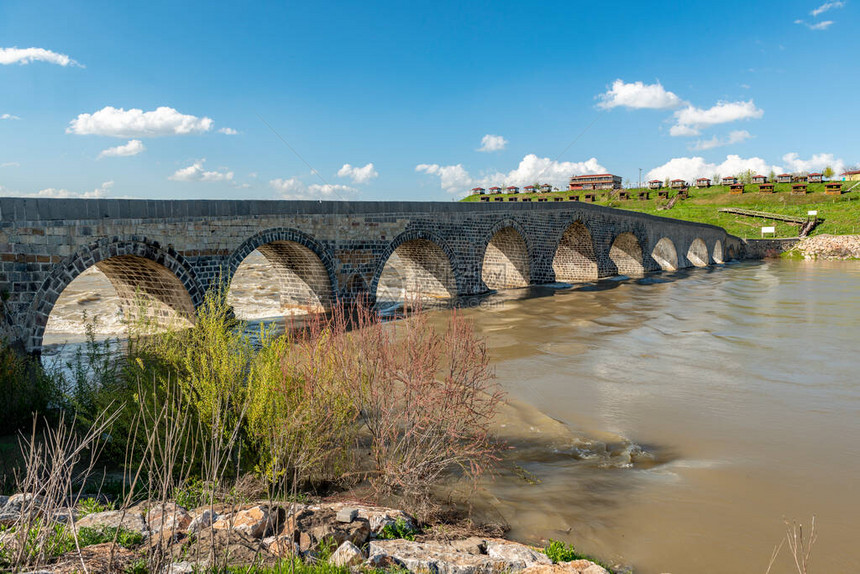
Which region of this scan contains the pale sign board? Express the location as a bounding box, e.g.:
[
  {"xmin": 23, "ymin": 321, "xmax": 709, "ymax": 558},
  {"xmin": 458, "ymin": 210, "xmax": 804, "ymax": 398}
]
[
  {"xmin": 808, "ymin": 210, "xmax": 818, "ymax": 216},
  {"xmin": 761, "ymin": 226, "xmax": 776, "ymax": 237}
]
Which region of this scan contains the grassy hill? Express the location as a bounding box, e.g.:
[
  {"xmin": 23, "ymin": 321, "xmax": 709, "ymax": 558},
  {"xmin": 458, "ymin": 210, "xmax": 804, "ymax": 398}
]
[{"xmin": 461, "ymin": 182, "xmax": 860, "ymax": 238}]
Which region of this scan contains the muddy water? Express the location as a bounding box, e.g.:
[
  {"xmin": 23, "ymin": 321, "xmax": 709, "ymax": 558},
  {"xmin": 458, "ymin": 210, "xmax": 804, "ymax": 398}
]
[{"xmin": 43, "ymin": 256, "xmax": 860, "ymax": 573}]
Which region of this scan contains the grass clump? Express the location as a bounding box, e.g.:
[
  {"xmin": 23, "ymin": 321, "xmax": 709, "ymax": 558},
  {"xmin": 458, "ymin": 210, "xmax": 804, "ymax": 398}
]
[
  {"xmin": 544, "ymin": 539, "xmax": 614, "ymax": 572},
  {"xmin": 377, "ymin": 518, "xmax": 417, "ymax": 541}
]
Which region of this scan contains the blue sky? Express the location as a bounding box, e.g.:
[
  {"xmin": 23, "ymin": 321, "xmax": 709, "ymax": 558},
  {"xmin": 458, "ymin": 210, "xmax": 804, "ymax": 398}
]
[{"xmin": 1, "ymin": 0, "xmax": 857, "ymax": 201}]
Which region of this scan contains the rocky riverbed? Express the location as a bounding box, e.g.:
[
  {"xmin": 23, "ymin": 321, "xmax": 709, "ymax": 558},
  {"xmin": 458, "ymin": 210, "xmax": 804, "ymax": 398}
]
[
  {"xmin": 0, "ymin": 495, "xmax": 611, "ymax": 574},
  {"xmin": 790, "ymin": 234, "xmax": 860, "ymax": 259}
]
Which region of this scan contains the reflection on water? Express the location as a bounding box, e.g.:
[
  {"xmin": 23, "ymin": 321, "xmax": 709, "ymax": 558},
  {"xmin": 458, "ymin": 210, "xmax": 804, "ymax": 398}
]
[{"xmin": 42, "ymin": 256, "xmax": 860, "ymax": 573}]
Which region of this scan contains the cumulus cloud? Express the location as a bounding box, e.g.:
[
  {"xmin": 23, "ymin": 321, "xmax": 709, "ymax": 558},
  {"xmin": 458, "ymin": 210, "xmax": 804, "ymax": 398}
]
[
  {"xmin": 597, "ymin": 80, "xmax": 683, "ymax": 110},
  {"xmin": 6, "ymin": 181, "xmax": 116, "ymax": 199},
  {"xmin": 0, "ymin": 47, "xmax": 81, "ymax": 67},
  {"xmin": 218, "ymin": 127, "xmax": 238, "ymax": 135},
  {"xmin": 477, "ymin": 134, "xmax": 508, "ymax": 152},
  {"xmin": 692, "ymin": 130, "xmax": 753, "ymax": 151},
  {"xmin": 415, "ymin": 164, "xmax": 473, "ymax": 193},
  {"xmin": 98, "ymin": 139, "xmax": 145, "ymax": 159},
  {"xmin": 647, "ymin": 155, "xmax": 781, "ymax": 182},
  {"xmin": 671, "ymin": 100, "xmax": 763, "ymax": 136},
  {"xmin": 337, "ymin": 162, "xmax": 378, "ymax": 184},
  {"xmin": 67, "ymin": 106, "xmax": 214, "ymax": 137},
  {"xmin": 795, "ymin": 19, "xmax": 834, "ymax": 29},
  {"xmin": 811, "ymin": 1, "xmax": 845, "ymax": 16},
  {"xmin": 1, "ymin": 114, "xmax": 20, "ymax": 120},
  {"xmin": 269, "ymin": 177, "xmax": 356, "ymax": 199},
  {"xmin": 782, "ymin": 152, "xmax": 845, "ymax": 175},
  {"xmin": 169, "ymin": 160, "xmax": 233, "ymax": 182},
  {"xmin": 417, "ymin": 154, "xmax": 607, "ymax": 194}
]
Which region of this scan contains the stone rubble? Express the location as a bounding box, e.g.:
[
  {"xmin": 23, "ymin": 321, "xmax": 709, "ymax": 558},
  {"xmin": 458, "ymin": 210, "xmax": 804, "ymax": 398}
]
[
  {"xmin": 0, "ymin": 496, "xmax": 613, "ymax": 574},
  {"xmin": 793, "ymin": 234, "xmax": 860, "ymax": 260}
]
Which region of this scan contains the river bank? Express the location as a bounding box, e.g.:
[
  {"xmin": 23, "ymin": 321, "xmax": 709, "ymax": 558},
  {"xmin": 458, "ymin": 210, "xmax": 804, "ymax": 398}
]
[{"xmin": 784, "ymin": 233, "xmax": 860, "ymax": 259}]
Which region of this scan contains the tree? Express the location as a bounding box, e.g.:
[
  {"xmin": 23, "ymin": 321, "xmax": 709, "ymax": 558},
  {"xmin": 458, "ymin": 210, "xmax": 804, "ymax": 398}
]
[
  {"xmin": 664, "ymin": 177, "xmax": 670, "ymax": 188},
  {"xmin": 713, "ymin": 173, "xmax": 722, "ymax": 185},
  {"xmin": 769, "ymin": 169, "xmax": 777, "ymax": 182},
  {"xmin": 823, "ymin": 165, "xmax": 835, "ymax": 179}
]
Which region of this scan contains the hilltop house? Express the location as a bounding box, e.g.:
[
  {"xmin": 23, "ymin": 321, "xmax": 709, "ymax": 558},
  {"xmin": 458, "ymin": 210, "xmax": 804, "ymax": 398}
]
[
  {"xmin": 523, "ymin": 185, "xmax": 536, "ymax": 193},
  {"xmin": 842, "ymin": 170, "xmax": 860, "ymax": 181},
  {"xmin": 722, "ymin": 176, "xmax": 739, "ymax": 185},
  {"xmin": 696, "ymin": 178, "xmax": 711, "ymax": 188},
  {"xmin": 795, "ymin": 174, "xmax": 809, "ymax": 183},
  {"xmin": 808, "ymin": 173, "xmax": 823, "ymax": 183},
  {"xmin": 569, "ymin": 174, "xmax": 622, "ymax": 191},
  {"xmin": 540, "ymin": 183, "xmax": 553, "ymax": 193},
  {"xmin": 471, "ymin": 187, "xmax": 486, "ymax": 195},
  {"xmin": 752, "ymin": 175, "xmax": 767, "ymax": 184},
  {"xmin": 505, "ymin": 186, "xmax": 520, "ymax": 194},
  {"xmin": 670, "ymin": 179, "xmax": 687, "ymax": 188},
  {"xmin": 489, "ymin": 186, "xmax": 502, "ymax": 194},
  {"xmin": 776, "ymin": 174, "xmax": 793, "ymax": 183},
  {"xmin": 648, "ymin": 179, "xmax": 662, "ymax": 189}
]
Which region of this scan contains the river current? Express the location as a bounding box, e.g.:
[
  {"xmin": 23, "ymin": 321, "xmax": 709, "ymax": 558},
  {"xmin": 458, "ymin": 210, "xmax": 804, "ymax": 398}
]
[{"xmin": 43, "ymin": 254, "xmax": 860, "ymax": 573}]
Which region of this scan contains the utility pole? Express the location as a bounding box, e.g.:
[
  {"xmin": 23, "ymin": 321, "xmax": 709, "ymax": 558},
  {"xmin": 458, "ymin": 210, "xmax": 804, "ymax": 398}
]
[{"xmin": 638, "ymin": 168, "xmax": 642, "ymax": 190}]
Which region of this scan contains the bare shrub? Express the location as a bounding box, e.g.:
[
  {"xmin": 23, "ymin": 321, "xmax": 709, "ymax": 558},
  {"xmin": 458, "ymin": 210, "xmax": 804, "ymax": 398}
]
[{"xmin": 765, "ymin": 516, "xmax": 817, "ymax": 574}]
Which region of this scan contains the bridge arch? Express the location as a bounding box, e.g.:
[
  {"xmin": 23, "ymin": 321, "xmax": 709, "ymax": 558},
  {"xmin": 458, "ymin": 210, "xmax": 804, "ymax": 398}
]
[
  {"xmin": 651, "ymin": 237, "xmax": 679, "ymax": 271},
  {"xmin": 712, "ymin": 240, "xmax": 724, "ymax": 264},
  {"xmin": 227, "ymin": 228, "xmax": 337, "ymax": 315},
  {"xmin": 481, "ymin": 220, "xmax": 531, "ymax": 289},
  {"xmin": 609, "ymin": 232, "xmax": 645, "ymax": 277},
  {"xmin": 687, "ymin": 238, "xmax": 710, "ymax": 267},
  {"xmin": 552, "ymin": 220, "xmax": 598, "ymax": 282},
  {"xmin": 371, "ymin": 230, "xmax": 459, "ymax": 306},
  {"xmin": 27, "ymin": 238, "xmax": 202, "ymax": 353}
]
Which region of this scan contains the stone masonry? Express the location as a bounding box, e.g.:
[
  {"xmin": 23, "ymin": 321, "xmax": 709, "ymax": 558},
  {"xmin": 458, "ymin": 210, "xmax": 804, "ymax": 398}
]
[{"xmin": 0, "ymin": 198, "xmax": 744, "ymax": 353}]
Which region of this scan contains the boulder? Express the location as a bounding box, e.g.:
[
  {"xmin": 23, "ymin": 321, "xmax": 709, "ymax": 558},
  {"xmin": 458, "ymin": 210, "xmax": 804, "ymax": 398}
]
[
  {"xmin": 48, "ymin": 542, "xmax": 138, "ymax": 574},
  {"xmin": 336, "ymin": 507, "xmax": 358, "ymax": 523},
  {"xmin": 281, "ymin": 507, "xmax": 370, "ymax": 552},
  {"xmin": 368, "ymin": 539, "xmax": 502, "ymax": 574},
  {"xmin": 187, "ymin": 508, "xmax": 217, "ymax": 534},
  {"xmin": 0, "ymin": 495, "xmax": 8, "ymax": 509},
  {"xmin": 329, "ymin": 540, "xmax": 365, "ymax": 567},
  {"xmin": 167, "ymin": 526, "xmax": 278, "ymax": 566},
  {"xmin": 485, "ymin": 539, "xmax": 552, "ymax": 570},
  {"xmin": 147, "ymin": 502, "xmax": 192, "ymax": 535},
  {"xmin": 522, "ymin": 562, "xmax": 610, "ymax": 574},
  {"xmin": 5, "ymin": 493, "xmax": 44, "ymax": 514},
  {"xmin": 75, "ymin": 509, "xmax": 148, "ymax": 535},
  {"xmin": 162, "ymin": 562, "xmax": 197, "ymax": 574},
  {"xmin": 321, "ymin": 502, "xmax": 416, "ymax": 536},
  {"xmin": 262, "ymin": 535, "xmax": 300, "ymax": 557},
  {"xmin": 212, "ymin": 505, "xmax": 279, "ymax": 539}
]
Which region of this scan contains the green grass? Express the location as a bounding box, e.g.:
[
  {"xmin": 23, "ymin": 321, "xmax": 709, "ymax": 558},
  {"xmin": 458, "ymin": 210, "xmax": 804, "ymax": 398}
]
[
  {"xmin": 462, "ymin": 183, "xmax": 860, "ymax": 238},
  {"xmin": 544, "ymin": 539, "xmax": 615, "ymax": 572}
]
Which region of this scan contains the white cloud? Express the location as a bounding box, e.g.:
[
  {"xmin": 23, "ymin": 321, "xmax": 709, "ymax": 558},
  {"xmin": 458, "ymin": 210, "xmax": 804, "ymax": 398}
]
[
  {"xmin": 0, "ymin": 47, "xmax": 81, "ymax": 67},
  {"xmin": 477, "ymin": 134, "xmax": 508, "ymax": 152},
  {"xmin": 415, "ymin": 164, "xmax": 473, "ymax": 193},
  {"xmin": 98, "ymin": 139, "xmax": 145, "ymax": 159},
  {"xmin": 671, "ymin": 100, "xmax": 763, "ymax": 136},
  {"xmin": 647, "ymin": 155, "xmax": 780, "ymax": 182},
  {"xmin": 811, "ymin": 1, "xmax": 845, "ymax": 16},
  {"xmin": 7, "ymin": 181, "xmax": 116, "ymax": 199},
  {"xmin": 269, "ymin": 177, "xmax": 356, "ymax": 199},
  {"xmin": 796, "ymin": 18, "xmax": 835, "ymax": 29},
  {"xmin": 169, "ymin": 160, "xmax": 233, "ymax": 182},
  {"xmin": 1, "ymin": 162, "xmax": 19, "ymax": 168},
  {"xmin": 416, "ymin": 154, "xmax": 607, "ymax": 194},
  {"xmin": 337, "ymin": 162, "xmax": 379, "ymax": 184},
  {"xmin": 67, "ymin": 106, "xmax": 213, "ymax": 137},
  {"xmin": 597, "ymin": 80, "xmax": 683, "ymax": 110},
  {"xmin": 782, "ymin": 152, "xmax": 845, "ymax": 175},
  {"xmin": 1, "ymin": 114, "xmax": 20, "ymax": 120},
  {"xmin": 218, "ymin": 127, "xmax": 238, "ymax": 135},
  {"xmin": 692, "ymin": 130, "xmax": 753, "ymax": 151}
]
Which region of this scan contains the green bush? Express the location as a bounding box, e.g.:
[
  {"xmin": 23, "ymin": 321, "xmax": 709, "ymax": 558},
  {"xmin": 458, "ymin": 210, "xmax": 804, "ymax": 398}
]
[{"xmin": 0, "ymin": 344, "xmax": 60, "ymax": 433}]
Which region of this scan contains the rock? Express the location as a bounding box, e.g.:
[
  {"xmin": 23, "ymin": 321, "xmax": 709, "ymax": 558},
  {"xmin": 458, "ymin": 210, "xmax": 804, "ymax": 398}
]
[
  {"xmin": 485, "ymin": 539, "xmax": 552, "ymax": 570},
  {"xmin": 322, "ymin": 502, "xmax": 416, "ymax": 536},
  {"xmin": 187, "ymin": 508, "xmax": 217, "ymax": 534},
  {"xmin": 369, "ymin": 539, "xmax": 504, "ymax": 574},
  {"xmin": 148, "ymin": 502, "xmax": 192, "ymax": 535},
  {"xmin": 0, "ymin": 512, "xmax": 19, "ymax": 527},
  {"xmin": 336, "ymin": 507, "xmax": 358, "ymax": 523},
  {"xmin": 212, "ymin": 505, "xmax": 279, "ymax": 538},
  {"xmin": 49, "ymin": 542, "xmax": 138, "ymax": 574},
  {"xmin": 76, "ymin": 509, "xmax": 148, "ymax": 535},
  {"xmin": 167, "ymin": 526, "xmax": 278, "ymax": 566},
  {"xmin": 281, "ymin": 507, "xmax": 370, "ymax": 552},
  {"xmin": 0, "ymin": 495, "xmax": 8, "ymax": 509},
  {"xmin": 162, "ymin": 562, "xmax": 197, "ymax": 574},
  {"xmin": 329, "ymin": 540, "xmax": 365, "ymax": 567},
  {"xmin": 262, "ymin": 535, "xmax": 300, "ymax": 557},
  {"xmin": 5, "ymin": 493, "xmax": 44, "ymax": 514},
  {"xmin": 522, "ymin": 562, "xmax": 610, "ymax": 574}
]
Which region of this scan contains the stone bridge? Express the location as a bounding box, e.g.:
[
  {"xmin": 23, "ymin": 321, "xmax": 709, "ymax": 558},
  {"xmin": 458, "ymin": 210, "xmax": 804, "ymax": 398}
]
[{"xmin": 0, "ymin": 198, "xmax": 744, "ymax": 353}]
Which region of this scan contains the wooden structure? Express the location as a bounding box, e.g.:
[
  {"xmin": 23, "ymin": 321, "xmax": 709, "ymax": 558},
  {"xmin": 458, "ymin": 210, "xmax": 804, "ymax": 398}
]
[
  {"xmin": 553, "ymin": 197, "xmax": 564, "ymax": 201},
  {"xmin": 471, "ymin": 187, "xmax": 486, "ymax": 195},
  {"xmin": 479, "ymin": 196, "xmax": 489, "ymax": 202},
  {"xmin": 792, "ymin": 183, "xmax": 808, "ymax": 195},
  {"xmin": 729, "ymin": 184, "xmax": 744, "ymax": 194},
  {"xmin": 638, "ymin": 191, "xmax": 650, "ymax": 200},
  {"xmin": 505, "ymin": 186, "xmax": 519, "ymax": 194},
  {"xmin": 568, "ymin": 195, "xmax": 579, "ymax": 201},
  {"xmin": 507, "ymin": 197, "xmax": 517, "ymax": 201},
  {"xmin": 537, "ymin": 197, "xmax": 548, "ymax": 202},
  {"xmin": 723, "ymin": 176, "xmax": 739, "ymax": 185},
  {"xmin": 540, "ymin": 184, "xmax": 553, "ymax": 193},
  {"xmin": 677, "ymin": 187, "xmax": 689, "ymax": 199},
  {"xmin": 582, "ymin": 193, "xmax": 596, "ymax": 202},
  {"xmin": 825, "ymin": 182, "xmax": 843, "ymax": 195},
  {"xmin": 493, "ymin": 197, "xmax": 503, "ymax": 201},
  {"xmin": 489, "ymin": 186, "xmax": 502, "ymax": 194},
  {"xmin": 670, "ymin": 179, "xmax": 687, "ymax": 188},
  {"xmin": 521, "ymin": 197, "xmax": 532, "ymax": 202},
  {"xmin": 752, "ymin": 175, "xmax": 767, "ymax": 184},
  {"xmin": 658, "ymin": 190, "xmax": 670, "ymax": 199},
  {"xmin": 794, "ymin": 175, "xmax": 808, "ymax": 183},
  {"xmin": 695, "ymin": 177, "xmax": 711, "ymax": 188},
  {"xmin": 648, "ymin": 179, "xmax": 662, "ymax": 189},
  {"xmin": 759, "ymin": 183, "xmax": 775, "ymax": 193},
  {"xmin": 776, "ymin": 174, "xmax": 793, "ymax": 183},
  {"xmin": 808, "ymin": 173, "xmax": 823, "ymax": 183},
  {"xmin": 618, "ymin": 191, "xmax": 629, "ymax": 200},
  {"xmin": 569, "ymin": 174, "xmax": 622, "ymax": 191},
  {"xmin": 523, "ymin": 185, "xmax": 536, "ymax": 193}
]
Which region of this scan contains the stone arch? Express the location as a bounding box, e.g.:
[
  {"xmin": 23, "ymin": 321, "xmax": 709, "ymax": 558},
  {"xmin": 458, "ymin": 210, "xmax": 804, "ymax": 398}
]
[
  {"xmin": 227, "ymin": 228, "xmax": 337, "ymax": 315},
  {"xmin": 609, "ymin": 232, "xmax": 645, "ymax": 277},
  {"xmin": 651, "ymin": 237, "xmax": 679, "ymax": 271},
  {"xmin": 552, "ymin": 221, "xmax": 598, "ymax": 282},
  {"xmin": 726, "ymin": 243, "xmax": 738, "ymax": 261},
  {"xmin": 27, "ymin": 238, "xmax": 202, "ymax": 353},
  {"xmin": 687, "ymin": 238, "xmax": 709, "ymax": 267},
  {"xmin": 371, "ymin": 230, "xmax": 459, "ymax": 305},
  {"xmin": 481, "ymin": 222, "xmax": 531, "ymax": 289},
  {"xmin": 712, "ymin": 240, "xmax": 724, "ymax": 264}
]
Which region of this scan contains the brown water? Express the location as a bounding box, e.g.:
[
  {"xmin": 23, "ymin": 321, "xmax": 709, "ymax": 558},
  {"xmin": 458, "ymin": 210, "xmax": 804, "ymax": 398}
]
[{"xmin": 43, "ymin": 257, "xmax": 860, "ymax": 573}]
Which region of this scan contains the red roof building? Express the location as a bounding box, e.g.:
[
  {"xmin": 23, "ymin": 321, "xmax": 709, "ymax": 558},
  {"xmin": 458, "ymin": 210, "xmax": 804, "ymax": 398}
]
[
  {"xmin": 648, "ymin": 179, "xmax": 663, "ymax": 189},
  {"xmin": 568, "ymin": 173, "xmax": 622, "ymax": 191}
]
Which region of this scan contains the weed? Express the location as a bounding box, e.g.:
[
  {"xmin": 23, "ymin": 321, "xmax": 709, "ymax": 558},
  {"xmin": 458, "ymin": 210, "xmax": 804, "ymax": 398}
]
[{"xmin": 378, "ymin": 518, "xmax": 417, "ymax": 541}]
